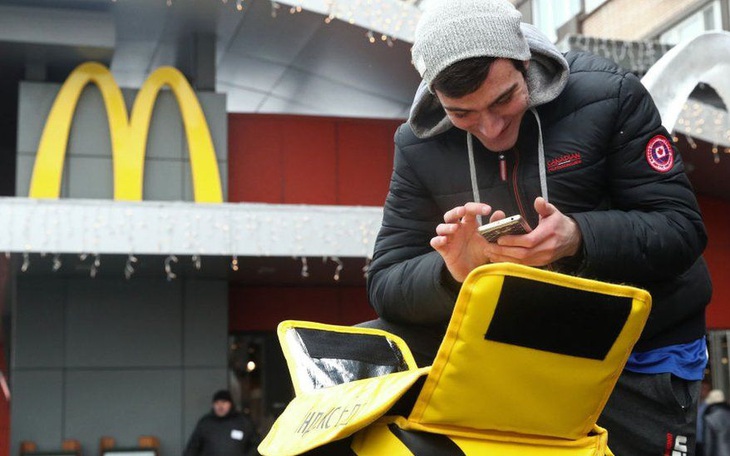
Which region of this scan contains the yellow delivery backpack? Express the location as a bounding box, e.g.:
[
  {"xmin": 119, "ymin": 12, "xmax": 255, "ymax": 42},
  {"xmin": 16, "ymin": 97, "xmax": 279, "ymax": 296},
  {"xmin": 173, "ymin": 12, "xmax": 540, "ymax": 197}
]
[{"xmin": 259, "ymin": 263, "xmax": 651, "ymax": 455}]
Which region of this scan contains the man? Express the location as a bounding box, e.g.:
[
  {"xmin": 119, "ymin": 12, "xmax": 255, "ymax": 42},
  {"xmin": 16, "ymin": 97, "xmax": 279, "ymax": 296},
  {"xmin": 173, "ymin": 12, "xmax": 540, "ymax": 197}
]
[
  {"xmin": 697, "ymin": 379, "xmax": 712, "ymax": 455},
  {"xmin": 365, "ymin": 0, "xmax": 713, "ymax": 454},
  {"xmin": 703, "ymin": 389, "xmax": 730, "ymax": 455},
  {"xmin": 184, "ymin": 390, "xmax": 260, "ymax": 456}
]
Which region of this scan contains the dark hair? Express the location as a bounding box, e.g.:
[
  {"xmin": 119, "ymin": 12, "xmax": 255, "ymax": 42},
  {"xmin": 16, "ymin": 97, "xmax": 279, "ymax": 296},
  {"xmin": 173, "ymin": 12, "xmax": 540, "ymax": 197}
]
[
  {"xmin": 432, "ymin": 57, "xmax": 528, "ymax": 98},
  {"xmin": 212, "ymin": 389, "xmax": 233, "ymax": 403}
]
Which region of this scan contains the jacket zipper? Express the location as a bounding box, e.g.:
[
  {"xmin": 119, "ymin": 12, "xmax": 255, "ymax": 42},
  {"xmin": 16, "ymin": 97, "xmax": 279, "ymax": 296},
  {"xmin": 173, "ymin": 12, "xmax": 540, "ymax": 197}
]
[
  {"xmin": 498, "ymin": 154, "xmax": 507, "ymax": 181},
  {"xmin": 512, "ymin": 146, "xmax": 555, "ymax": 270},
  {"xmin": 510, "ymin": 147, "xmax": 528, "ymax": 225}
]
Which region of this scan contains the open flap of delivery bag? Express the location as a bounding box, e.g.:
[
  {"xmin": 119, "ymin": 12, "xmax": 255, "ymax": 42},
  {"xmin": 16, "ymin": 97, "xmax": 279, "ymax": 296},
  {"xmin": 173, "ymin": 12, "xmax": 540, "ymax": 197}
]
[
  {"xmin": 258, "ymin": 320, "xmax": 430, "ymax": 456},
  {"xmin": 260, "ymin": 263, "xmax": 652, "ymax": 456},
  {"xmin": 369, "ymin": 263, "xmax": 652, "ymax": 455}
]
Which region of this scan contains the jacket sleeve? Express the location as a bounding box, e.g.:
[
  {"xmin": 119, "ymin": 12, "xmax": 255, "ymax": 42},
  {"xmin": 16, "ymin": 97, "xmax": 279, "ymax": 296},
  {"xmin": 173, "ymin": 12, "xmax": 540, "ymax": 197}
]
[
  {"xmin": 704, "ymin": 415, "xmax": 715, "ymax": 456},
  {"xmin": 243, "ymin": 414, "xmax": 262, "ymax": 456},
  {"xmin": 183, "ymin": 420, "xmax": 203, "ymax": 456},
  {"xmin": 570, "ymin": 72, "xmax": 707, "ymax": 283},
  {"xmin": 366, "ymin": 129, "xmax": 459, "ymax": 325}
]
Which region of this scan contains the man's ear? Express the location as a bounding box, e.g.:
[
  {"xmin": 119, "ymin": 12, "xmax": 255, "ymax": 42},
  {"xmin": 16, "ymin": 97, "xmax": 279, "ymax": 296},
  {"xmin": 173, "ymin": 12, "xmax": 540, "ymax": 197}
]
[{"xmin": 524, "ymin": 59, "xmax": 530, "ymax": 71}]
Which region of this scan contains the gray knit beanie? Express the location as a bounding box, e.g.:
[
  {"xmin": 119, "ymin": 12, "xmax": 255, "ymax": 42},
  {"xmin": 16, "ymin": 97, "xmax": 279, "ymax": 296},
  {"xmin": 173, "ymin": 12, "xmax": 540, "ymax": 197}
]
[{"xmin": 412, "ymin": 0, "xmax": 531, "ymax": 89}]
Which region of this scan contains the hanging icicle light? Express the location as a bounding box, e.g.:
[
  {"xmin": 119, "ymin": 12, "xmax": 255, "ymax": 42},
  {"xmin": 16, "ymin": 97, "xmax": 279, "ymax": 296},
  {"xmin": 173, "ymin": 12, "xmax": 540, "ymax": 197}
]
[{"xmin": 164, "ymin": 255, "xmax": 178, "ymax": 281}]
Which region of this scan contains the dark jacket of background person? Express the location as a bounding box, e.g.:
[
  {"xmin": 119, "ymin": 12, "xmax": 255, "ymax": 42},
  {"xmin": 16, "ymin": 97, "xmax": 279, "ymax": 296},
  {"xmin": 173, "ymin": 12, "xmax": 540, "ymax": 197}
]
[
  {"xmin": 183, "ymin": 409, "xmax": 260, "ymax": 456},
  {"xmin": 703, "ymin": 392, "xmax": 730, "ymax": 456},
  {"xmin": 366, "ymin": 26, "xmax": 711, "ymax": 353}
]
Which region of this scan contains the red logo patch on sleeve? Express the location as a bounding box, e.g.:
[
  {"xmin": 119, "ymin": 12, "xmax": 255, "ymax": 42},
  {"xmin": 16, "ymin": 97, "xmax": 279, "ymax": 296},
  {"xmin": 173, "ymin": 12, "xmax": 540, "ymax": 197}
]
[{"xmin": 645, "ymin": 135, "xmax": 674, "ymax": 173}]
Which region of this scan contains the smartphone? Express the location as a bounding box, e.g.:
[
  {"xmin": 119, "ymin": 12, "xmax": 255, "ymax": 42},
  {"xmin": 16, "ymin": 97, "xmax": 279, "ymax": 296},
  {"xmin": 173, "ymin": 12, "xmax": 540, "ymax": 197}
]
[{"xmin": 477, "ymin": 215, "xmax": 530, "ymax": 243}]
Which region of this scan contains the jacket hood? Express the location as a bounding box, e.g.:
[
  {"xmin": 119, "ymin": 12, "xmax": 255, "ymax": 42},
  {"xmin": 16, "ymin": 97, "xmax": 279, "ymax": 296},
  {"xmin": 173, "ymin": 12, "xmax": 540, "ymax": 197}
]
[{"xmin": 407, "ymin": 23, "xmax": 569, "ymax": 139}]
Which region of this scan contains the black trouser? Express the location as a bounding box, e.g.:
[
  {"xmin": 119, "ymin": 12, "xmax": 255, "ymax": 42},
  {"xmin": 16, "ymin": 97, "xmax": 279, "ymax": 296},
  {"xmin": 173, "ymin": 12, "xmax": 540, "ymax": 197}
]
[{"xmin": 599, "ymin": 370, "xmax": 700, "ymax": 456}]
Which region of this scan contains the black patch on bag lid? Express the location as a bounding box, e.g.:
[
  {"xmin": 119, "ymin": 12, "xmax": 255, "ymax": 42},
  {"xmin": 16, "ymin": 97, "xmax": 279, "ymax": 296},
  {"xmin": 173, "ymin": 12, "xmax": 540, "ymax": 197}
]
[{"xmin": 484, "ymin": 276, "xmax": 632, "ymax": 360}]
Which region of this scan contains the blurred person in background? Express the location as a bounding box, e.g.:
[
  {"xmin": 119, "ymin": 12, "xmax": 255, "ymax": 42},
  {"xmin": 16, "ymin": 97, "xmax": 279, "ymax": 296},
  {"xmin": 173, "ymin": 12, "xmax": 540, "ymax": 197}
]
[
  {"xmin": 697, "ymin": 379, "xmax": 712, "ymax": 455},
  {"xmin": 184, "ymin": 389, "xmax": 260, "ymax": 456},
  {"xmin": 703, "ymin": 389, "xmax": 730, "ymax": 456}
]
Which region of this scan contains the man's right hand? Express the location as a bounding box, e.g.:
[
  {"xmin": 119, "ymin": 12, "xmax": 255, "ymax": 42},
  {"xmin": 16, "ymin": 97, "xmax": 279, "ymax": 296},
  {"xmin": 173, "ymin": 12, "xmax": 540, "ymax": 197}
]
[{"xmin": 430, "ymin": 202, "xmax": 498, "ymax": 283}]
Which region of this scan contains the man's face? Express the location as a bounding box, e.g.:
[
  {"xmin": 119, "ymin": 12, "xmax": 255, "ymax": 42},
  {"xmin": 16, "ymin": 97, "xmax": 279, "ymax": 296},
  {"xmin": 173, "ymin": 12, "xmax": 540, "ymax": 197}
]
[
  {"xmin": 436, "ymin": 58, "xmax": 530, "ymax": 152},
  {"xmin": 213, "ymin": 399, "xmax": 232, "ymax": 417}
]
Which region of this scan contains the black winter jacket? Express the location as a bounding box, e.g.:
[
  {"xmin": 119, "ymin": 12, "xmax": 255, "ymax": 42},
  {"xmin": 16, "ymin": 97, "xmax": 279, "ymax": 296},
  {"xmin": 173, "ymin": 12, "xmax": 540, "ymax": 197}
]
[
  {"xmin": 367, "ymin": 50, "xmax": 712, "ymax": 353},
  {"xmin": 183, "ymin": 410, "xmax": 260, "ymax": 456}
]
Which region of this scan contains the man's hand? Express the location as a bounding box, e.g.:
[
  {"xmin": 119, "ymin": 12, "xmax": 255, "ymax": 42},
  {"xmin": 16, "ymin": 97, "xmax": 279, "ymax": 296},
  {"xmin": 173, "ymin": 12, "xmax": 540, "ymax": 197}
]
[
  {"xmin": 483, "ymin": 197, "xmax": 582, "ymax": 267},
  {"xmin": 430, "ymin": 202, "xmax": 494, "ymax": 283}
]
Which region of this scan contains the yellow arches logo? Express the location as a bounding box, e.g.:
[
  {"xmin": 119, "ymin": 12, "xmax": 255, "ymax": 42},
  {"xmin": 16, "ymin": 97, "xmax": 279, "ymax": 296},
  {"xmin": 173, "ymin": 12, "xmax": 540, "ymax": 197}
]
[{"xmin": 29, "ymin": 62, "xmax": 223, "ymax": 203}]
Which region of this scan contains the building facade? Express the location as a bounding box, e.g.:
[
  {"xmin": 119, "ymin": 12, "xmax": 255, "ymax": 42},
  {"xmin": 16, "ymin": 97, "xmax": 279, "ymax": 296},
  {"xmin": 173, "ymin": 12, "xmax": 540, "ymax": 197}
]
[{"xmin": 0, "ymin": 0, "xmax": 729, "ymax": 454}]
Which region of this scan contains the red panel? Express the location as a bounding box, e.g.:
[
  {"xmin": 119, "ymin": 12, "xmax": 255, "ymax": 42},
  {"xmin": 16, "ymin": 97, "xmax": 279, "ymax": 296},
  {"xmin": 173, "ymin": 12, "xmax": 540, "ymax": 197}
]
[
  {"xmin": 228, "ymin": 114, "xmax": 405, "ymax": 205},
  {"xmin": 230, "ymin": 286, "xmax": 341, "ymax": 331},
  {"xmin": 229, "ymin": 285, "xmax": 375, "ymax": 331},
  {"xmin": 336, "ymin": 120, "xmax": 399, "ymax": 206},
  {"xmin": 228, "ymin": 115, "xmax": 284, "ymax": 203},
  {"xmin": 699, "ymin": 196, "xmax": 730, "ymax": 329},
  {"xmin": 338, "ymin": 287, "xmax": 377, "ymax": 325},
  {"xmin": 282, "ymin": 119, "xmax": 337, "ymax": 204}
]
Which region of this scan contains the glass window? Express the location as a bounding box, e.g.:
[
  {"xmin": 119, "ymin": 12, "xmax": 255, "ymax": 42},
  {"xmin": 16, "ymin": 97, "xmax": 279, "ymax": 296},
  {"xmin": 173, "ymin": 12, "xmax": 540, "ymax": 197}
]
[
  {"xmin": 229, "ymin": 333, "xmax": 292, "ymax": 435},
  {"xmin": 660, "ymin": 1, "xmax": 722, "ymax": 45},
  {"xmin": 532, "ymin": 0, "xmax": 582, "ymax": 43}
]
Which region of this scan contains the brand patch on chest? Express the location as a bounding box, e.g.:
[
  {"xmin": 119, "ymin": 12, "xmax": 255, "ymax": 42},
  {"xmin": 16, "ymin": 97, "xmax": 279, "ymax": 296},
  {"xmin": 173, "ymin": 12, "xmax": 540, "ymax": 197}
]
[{"xmin": 547, "ymin": 153, "xmax": 582, "ymax": 173}]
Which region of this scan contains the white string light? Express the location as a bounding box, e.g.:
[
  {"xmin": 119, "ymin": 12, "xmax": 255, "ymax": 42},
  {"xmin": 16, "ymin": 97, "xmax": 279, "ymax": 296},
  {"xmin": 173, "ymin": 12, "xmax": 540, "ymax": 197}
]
[
  {"xmin": 90, "ymin": 254, "xmax": 101, "ymax": 278},
  {"xmin": 674, "ymin": 98, "xmax": 730, "ymax": 163},
  {"xmin": 124, "ymin": 255, "xmax": 138, "ymax": 280},
  {"xmin": 165, "ymin": 255, "xmax": 179, "ymax": 281},
  {"xmin": 21, "ymin": 252, "xmax": 29, "ymax": 273},
  {"xmin": 192, "ymin": 254, "xmax": 202, "ymax": 270},
  {"xmin": 331, "ymin": 256, "xmax": 344, "ymax": 281},
  {"xmin": 362, "ymin": 257, "xmax": 371, "ymax": 278},
  {"xmin": 0, "ymin": 201, "xmax": 380, "ymax": 283},
  {"xmin": 300, "ymin": 256, "xmax": 309, "ymax": 278}
]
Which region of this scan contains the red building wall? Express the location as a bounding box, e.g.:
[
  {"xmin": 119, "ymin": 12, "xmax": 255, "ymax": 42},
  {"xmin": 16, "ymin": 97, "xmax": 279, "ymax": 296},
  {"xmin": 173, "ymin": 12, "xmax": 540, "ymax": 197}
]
[
  {"xmin": 229, "ymin": 286, "xmax": 376, "ymax": 331},
  {"xmin": 699, "ymin": 195, "xmax": 730, "ymax": 329},
  {"xmin": 228, "ymin": 114, "xmax": 400, "ymax": 206},
  {"xmin": 227, "ymin": 114, "xmax": 400, "ymax": 331}
]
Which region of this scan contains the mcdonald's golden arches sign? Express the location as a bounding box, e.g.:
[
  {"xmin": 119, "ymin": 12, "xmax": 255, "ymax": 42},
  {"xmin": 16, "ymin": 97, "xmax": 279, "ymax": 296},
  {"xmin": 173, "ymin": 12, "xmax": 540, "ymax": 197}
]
[{"xmin": 29, "ymin": 62, "xmax": 223, "ymax": 203}]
